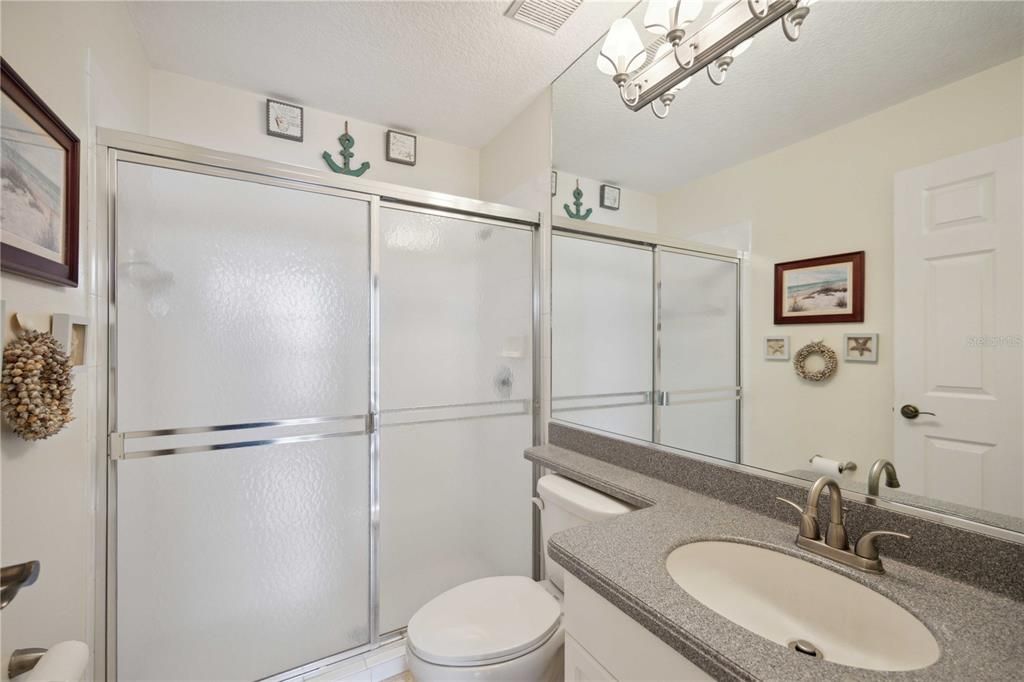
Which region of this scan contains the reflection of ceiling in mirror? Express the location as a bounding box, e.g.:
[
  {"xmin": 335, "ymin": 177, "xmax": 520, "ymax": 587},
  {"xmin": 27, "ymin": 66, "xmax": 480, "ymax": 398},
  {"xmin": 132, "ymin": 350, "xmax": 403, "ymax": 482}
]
[{"xmin": 553, "ymin": 1, "xmax": 1024, "ymax": 194}]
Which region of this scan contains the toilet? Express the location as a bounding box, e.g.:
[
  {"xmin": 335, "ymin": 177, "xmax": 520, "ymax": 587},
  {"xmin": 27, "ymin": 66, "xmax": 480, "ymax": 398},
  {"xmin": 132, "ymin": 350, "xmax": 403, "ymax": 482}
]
[{"xmin": 406, "ymin": 474, "xmax": 634, "ymax": 682}]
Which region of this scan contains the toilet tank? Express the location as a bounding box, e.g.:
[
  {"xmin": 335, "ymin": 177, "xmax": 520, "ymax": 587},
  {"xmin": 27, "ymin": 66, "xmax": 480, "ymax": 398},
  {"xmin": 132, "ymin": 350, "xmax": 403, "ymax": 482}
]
[{"xmin": 537, "ymin": 474, "xmax": 635, "ymax": 591}]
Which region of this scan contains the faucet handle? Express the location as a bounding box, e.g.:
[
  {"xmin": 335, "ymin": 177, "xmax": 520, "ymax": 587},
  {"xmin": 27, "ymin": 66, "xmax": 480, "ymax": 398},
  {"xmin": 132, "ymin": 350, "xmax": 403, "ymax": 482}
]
[
  {"xmin": 775, "ymin": 497, "xmax": 820, "ymax": 540},
  {"xmin": 854, "ymin": 530, "xmax": 911, "ymax": 560}
]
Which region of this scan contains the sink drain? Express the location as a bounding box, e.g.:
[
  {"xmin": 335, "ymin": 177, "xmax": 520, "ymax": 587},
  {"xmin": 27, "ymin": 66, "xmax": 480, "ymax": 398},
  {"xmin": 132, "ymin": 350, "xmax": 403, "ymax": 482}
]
[{"xmin": 788, "ymin": 640, "xmax": 823, "ymax": 659}]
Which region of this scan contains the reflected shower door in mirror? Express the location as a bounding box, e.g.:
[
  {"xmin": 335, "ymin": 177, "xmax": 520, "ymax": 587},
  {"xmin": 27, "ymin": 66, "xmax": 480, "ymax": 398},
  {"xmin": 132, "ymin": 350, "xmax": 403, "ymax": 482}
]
[
  {"xmin": 551, "ymin": 229, "xmax": 742, "ymax": 461},
  {"xmin": 657, "ymin": 249, "xmax": 740, "ymax": 462},
  {"xmin": 550, "ymin": 0, "xmax": 1024, "ymax": 534},
  {"xmin": 551, "ymin": 233, "xmax": 654, "ymax": 441}
]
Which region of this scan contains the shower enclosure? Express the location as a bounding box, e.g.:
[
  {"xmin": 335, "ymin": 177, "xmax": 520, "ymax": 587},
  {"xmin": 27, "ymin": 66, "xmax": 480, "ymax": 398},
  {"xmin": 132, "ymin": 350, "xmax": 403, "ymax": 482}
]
[
  {"xmin": 99, "ymin": 132, "xmax": 538, "ymax": 681},
  {"xmin": 551, "ymin": 225, "xmax": 741, "ymax": 462}
]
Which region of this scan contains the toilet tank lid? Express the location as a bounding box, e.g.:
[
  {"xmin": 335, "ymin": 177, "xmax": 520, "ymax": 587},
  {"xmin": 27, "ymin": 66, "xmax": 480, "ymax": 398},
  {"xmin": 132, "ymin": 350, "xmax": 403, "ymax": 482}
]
[{"xmin": 537, "ymin": 474, "xmax": 635, "ymax": 520}]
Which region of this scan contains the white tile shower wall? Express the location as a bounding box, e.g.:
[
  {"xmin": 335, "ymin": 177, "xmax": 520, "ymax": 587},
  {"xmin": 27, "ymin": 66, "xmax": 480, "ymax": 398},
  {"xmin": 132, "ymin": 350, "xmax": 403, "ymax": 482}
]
[
  {"xmin": 148, "ymin": 70, "xmax": 481, "ymax": 199},
  {"xmin": 0, "ymin": 3, "xmax": 150, "ymax": 680},
  {"xmin": 656, "ymin": 57, "xmax": 1024, "ymax": 480}
]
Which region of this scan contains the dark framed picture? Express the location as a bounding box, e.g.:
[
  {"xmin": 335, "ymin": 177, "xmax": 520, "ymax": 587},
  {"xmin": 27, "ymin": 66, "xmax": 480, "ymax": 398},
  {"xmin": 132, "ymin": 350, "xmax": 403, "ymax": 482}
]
[
  {"xmin": 599, "ymin": 184, "xmax": 621, "ymax": 210},
  {"xmin": 774, "ymin": 251, "xmax": 865, "ymax": 324},
  {"xmin": 386, "ymin": 129, "xmax": 416, "ymax": 166},
  {"xmin": 1, "ymin": 59, "xmax": 80, "ymax": 287},
  {"xmin": 266, "ymin": 99, "xmax": 303, "ymax": 141}
]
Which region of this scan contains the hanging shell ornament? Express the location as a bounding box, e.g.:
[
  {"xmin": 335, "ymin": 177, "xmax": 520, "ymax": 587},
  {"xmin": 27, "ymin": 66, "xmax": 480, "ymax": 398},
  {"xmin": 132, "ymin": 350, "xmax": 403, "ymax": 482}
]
[{"xmin": 1, "ymin": 330, "xmax": 75, "ymax": 440}]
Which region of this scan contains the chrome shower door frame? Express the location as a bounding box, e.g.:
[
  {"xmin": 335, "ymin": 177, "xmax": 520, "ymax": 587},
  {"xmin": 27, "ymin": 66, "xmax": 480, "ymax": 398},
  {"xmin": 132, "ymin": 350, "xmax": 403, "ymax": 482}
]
[{"xmin": 96, "ymin": 129, "xmax": 541, "ymax": 682}]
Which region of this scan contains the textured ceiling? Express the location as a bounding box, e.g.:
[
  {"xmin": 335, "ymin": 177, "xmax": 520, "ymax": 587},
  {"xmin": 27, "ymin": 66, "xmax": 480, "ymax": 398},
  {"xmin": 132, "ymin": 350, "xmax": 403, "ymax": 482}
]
[
  {"xmin": 128, "ymin": 0, "xmax": 636, "ymax": 148},
  {"xmin": 553, "ymin": 1, "xmax": 1024, "ymax": 194}
]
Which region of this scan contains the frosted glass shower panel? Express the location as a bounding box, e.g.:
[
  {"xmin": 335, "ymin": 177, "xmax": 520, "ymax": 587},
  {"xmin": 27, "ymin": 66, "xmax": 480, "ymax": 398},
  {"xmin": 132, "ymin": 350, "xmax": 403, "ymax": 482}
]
[
  {"xmin": 658, "ymin": 251, "xmax": 739, "ymax": 461},
  {"xmin": 117, "ymin": 438, "xmax": 370, "ymax": 680},
  {"xmin": 115, "ymin": 162, "xmax": 370, "ymax": 430},
  {"xmin": 378, "ymin": 207, "xmax": 534, "ymax": 634},
  {"xmin": 379, "ymin": 208, "xmax": 533, "ymax": 408},
  {"xmin": 551, "ymin": 234, "xmax": 654, "ymax": 441}
]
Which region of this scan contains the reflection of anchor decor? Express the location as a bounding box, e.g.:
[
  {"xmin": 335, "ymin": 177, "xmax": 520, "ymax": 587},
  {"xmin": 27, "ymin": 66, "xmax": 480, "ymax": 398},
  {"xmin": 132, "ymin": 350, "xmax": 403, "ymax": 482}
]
[
  {"xmin": 563, "ymin": 180, "xmax": 592, "ymax": 221},
  {"xmin": 322, "ymin": 121, "xmax": 370, "ymax": 177}
]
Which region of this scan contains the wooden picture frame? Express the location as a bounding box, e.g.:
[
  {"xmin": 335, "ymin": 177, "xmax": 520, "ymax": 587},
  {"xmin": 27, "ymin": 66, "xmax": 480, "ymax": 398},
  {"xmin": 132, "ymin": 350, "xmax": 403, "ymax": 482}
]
[
  {"xmin": 266, "ymin": 99, "xmax": 303, "ymax": 141},
  {"xmin": 1, "ymin": 59, "xmax": 80, "ymax": 287},
  {"xmin": 774, "ymin": 251, "xmax": 864, "ymax": 325}
]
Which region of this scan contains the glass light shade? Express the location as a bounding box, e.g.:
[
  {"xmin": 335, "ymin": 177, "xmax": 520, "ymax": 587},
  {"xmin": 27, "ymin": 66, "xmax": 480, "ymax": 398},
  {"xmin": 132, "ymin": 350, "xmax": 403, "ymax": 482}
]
[
  {"xmin": 597, "ymin": 18, "xmax": 646, "ymax": 76},
  {"xmin": 644, "ymin": 0, "xmax": 672, "ymax": 35},
  {"xmin": 645, "ymin": 0, "xmax": 704, "ymax": 35}
]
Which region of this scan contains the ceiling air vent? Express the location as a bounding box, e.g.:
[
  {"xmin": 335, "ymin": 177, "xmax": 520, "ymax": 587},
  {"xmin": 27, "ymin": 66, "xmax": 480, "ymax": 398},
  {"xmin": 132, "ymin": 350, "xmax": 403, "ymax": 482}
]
[{"xmin": 505, "ymin": 0, "xmax": 584, "ymax": 34}]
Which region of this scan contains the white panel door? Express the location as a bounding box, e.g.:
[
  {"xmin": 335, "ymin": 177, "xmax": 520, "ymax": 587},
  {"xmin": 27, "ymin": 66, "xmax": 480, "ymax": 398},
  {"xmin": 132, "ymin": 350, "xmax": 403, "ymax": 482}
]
[{"xmin": 893, "ymin": 138, "xmax": 1023, "ymax": 517}]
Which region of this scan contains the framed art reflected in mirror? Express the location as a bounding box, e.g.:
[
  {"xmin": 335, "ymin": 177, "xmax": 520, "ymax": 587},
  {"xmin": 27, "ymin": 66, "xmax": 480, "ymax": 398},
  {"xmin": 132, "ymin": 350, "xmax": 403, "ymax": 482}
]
[{"xmin": 1, "ymin": 59, "xmax": 80, "ymax": 287}]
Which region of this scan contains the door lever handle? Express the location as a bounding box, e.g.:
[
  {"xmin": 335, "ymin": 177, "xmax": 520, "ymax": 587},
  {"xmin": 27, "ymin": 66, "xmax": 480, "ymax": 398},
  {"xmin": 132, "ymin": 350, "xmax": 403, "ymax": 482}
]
[{"xmin": 899, "ymin": 404, "xmax": 935, "ymax": 420}]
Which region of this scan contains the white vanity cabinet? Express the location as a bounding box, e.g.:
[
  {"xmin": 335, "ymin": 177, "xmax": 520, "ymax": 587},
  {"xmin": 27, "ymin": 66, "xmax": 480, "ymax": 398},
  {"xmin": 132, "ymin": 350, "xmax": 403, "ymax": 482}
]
[{"xmin": 563, "ymin": 573, "xmax": 713, "ymax": 681}]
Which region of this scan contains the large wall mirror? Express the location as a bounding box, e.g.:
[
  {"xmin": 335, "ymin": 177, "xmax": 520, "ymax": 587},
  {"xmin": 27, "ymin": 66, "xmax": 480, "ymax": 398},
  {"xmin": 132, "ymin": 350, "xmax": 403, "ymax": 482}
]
[{"xmin": 550, "ymin": 0, "xmax": 1024, "ymax": 535}]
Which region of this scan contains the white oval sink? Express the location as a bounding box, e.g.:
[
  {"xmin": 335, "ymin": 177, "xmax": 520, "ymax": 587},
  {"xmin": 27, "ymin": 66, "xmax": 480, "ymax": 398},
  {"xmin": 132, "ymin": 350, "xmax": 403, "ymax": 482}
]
[{"xmin": 666, "ymin": 541, "xmax": 940, "ymax": 672}]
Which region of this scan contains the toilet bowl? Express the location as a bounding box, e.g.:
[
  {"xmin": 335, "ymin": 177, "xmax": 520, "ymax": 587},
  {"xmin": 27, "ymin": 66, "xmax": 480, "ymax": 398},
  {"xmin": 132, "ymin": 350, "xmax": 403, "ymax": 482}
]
[{"xmin": 406, "ymin": 475, "xmax": 634, "ymax": 682}]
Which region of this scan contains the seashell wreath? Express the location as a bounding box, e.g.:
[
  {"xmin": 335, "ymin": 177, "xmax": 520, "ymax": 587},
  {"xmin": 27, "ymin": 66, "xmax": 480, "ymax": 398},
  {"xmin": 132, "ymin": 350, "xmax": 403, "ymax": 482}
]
[
  {"xmin": 1, "ymin": 331, "xmax": 75, "ymax": 440},
  {"xmin": 793, "ymin": 340, "xmax": 838, "ymax": 382}
]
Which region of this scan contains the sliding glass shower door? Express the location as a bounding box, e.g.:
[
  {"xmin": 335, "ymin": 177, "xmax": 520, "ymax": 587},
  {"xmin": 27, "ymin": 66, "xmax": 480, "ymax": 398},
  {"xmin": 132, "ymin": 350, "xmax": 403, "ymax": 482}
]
[
  {"xmin": 551, "ymin": 234, "xmax": 654, "ymax": 441},
  {"xmin": 377, "ymin": 207, "xmax": 534, "ymax": 634},
  {"xmin": 657, "ymin": 248, "xmax": 740, "ymax": 462},
  {"xmin": 113, "ymin": 160, "xmax": 372, "ymax": 680}
]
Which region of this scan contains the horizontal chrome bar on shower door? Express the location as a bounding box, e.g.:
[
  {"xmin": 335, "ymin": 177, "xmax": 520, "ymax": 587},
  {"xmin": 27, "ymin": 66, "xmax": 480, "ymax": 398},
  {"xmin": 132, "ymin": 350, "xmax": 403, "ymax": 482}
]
[
  {"xmin": 659, "ymin": 386, "xmax": 742, "ymax": 406},
  {"xmin": 551, "ymin": 391, "xmax": 653, "ymax": 414},
  {"xmin": 379, "ymin": 398, "xmax": 531, "ymax": 428},
  {"xmin": 108, "ymin": 414, "xmax": 369, "ymax": 460}
]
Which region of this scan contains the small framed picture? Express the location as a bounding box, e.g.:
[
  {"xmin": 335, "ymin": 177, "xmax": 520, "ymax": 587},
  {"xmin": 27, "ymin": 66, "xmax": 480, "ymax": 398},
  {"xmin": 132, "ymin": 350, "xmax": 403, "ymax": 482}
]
[
  {"xmin": 266, "ymin": 99, "xmax": 303, "ymax": 141},
  {"xmin": 844, "ymin": 333, "xmax": 878, "ymax": 363},
  {"xmin": 599, "ymin": 184, "xmax": 621, "ymax": 210},
  {"xmin": 386, "ymin": 129, "xmax": 417, "ymax": 166},
  {"xmin": 774, "ymin": 251, "xmax": 865, "ymax": 325},
  {"xmin": 764, "ymin": 335, "xmax": 790, "ymax": 361},
  {"xmin": 551, "ymin": 170, "xmax": 558, "ymax": 197}
]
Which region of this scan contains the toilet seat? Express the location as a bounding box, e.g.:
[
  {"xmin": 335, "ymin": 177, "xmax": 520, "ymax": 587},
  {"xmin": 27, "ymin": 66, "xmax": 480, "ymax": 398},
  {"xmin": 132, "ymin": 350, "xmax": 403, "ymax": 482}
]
[{"xmin": 407, "ymin": 576, "xmax": 562, "ymax": 667}]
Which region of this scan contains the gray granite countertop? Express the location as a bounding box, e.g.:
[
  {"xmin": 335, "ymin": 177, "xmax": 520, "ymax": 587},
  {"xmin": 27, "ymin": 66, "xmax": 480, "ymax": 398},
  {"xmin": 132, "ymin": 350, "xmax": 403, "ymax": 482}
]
[{"xmin": 527, "ymin": 444, "xmax": 1024, "ymax": 682}]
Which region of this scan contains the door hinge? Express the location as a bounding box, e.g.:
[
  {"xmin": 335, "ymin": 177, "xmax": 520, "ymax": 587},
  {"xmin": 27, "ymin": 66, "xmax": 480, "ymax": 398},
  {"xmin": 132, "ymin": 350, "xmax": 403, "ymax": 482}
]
[
  {"xmin": 365, "ymin": 412, "xmax": 379, "ymax": 434},
  {"xmin": 108, "ymin": 433, "xmax": 126, "ymax": 461}
]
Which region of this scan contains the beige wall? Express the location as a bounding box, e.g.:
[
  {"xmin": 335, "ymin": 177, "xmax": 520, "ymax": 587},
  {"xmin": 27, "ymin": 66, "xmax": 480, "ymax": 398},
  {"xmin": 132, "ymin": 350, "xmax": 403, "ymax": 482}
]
[
  {"xmin": 657, "ymin": 57, "xmax": 1024, "ymax": 481},
  {"xmin": 149, "ymin": 69, "xmax": 481, "ymax": 199},
  {"xmin": 1, "ymin": 2, "xmax": 150, "ymax": 679}
]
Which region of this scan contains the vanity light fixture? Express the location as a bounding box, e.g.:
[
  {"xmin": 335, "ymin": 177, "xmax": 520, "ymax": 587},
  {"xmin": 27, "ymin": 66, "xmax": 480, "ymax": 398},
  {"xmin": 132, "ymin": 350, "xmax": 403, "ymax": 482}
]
[{"xmin": 597, "ymin": 0, "xmax": 818, "ymax": 119}]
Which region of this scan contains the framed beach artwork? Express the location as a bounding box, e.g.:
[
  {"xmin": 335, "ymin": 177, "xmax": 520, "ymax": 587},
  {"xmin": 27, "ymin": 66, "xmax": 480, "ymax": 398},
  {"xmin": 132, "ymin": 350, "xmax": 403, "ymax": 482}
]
[
  {"xmin": 1, "ymin": 59, "xmax": 80, "ymax": 287},
  {"xmin": 774, "ymin": 251, "xmax": 864, "ymax": 325}
]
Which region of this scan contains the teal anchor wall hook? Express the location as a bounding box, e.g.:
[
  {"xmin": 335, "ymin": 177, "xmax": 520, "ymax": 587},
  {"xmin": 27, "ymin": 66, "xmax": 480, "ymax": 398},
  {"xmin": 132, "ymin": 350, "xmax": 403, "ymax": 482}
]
[
  {"xmin": 322, "ymin": 121, "xmax": 371, "ymax": 177},
  {"xmin": 564, "ymin": 180, "xmax": 592, "ymax": 221}
]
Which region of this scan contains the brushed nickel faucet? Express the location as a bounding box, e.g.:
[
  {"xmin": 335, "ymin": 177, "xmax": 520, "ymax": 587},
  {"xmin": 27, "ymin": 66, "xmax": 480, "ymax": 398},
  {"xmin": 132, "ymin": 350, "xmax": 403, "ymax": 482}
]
[
  {"xmin": 867, "ymin": 459, "xmax": 901, "ymax": 496},
  {"xmin": 777, "ymin": 476, "xmax": 909, "ymax": 574}
]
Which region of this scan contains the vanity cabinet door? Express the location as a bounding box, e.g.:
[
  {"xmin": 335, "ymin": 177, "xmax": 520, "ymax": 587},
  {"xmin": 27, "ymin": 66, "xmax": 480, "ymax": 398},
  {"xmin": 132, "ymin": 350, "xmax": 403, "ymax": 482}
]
[
  {"xmin": 566, "ymin": 634, "xmax": 617, "ymax": 682},
  {"xmin": 563, "ymin": 573, "xmax": 713, "ymax": 682}
]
